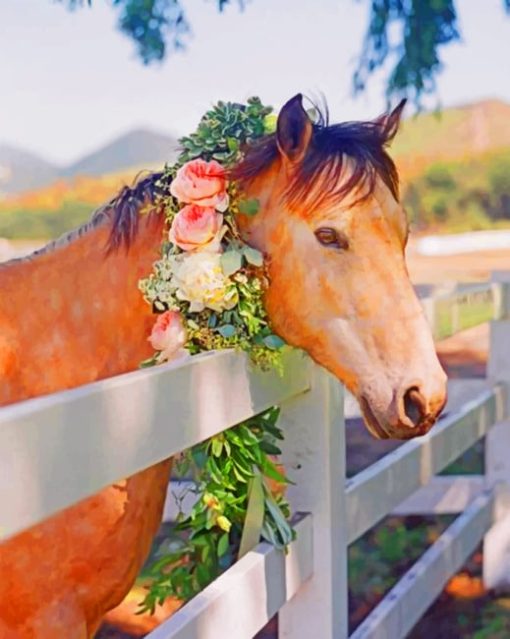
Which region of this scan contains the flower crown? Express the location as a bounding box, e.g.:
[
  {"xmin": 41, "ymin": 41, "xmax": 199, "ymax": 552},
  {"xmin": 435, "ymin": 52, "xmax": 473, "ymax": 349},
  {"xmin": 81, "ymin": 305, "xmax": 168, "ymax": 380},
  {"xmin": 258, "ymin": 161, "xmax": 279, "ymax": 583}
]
[
  {"xmin": 139, "ymin": 98, "xmax": 284, "ymax": 370},
  {"xmin": 138, "ymin": 99, "xmax": 295, "ymax": 613}
]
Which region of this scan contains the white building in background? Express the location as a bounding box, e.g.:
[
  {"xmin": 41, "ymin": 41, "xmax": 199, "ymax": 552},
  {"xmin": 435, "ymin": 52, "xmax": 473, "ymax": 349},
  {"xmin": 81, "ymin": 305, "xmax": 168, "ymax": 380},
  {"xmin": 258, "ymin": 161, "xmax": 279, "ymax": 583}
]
[{"xmin": 417, "ymin": 230, "xmax": 510, "ymax": 256}]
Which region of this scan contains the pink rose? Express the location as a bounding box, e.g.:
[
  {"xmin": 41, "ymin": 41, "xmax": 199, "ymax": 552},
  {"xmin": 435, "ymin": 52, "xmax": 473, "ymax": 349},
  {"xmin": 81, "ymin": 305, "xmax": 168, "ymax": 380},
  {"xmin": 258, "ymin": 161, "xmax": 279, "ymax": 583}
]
[
  {"xmin": 169, "ymin": 205, "xmax": 222, "ymax": 252},
  {"xmin": 148, "ymin": 311, "xmax": 187, "ymax": 363},
  {"xmin": 170, "ymin": 159, "xmax": 229, "ymax": 211}
]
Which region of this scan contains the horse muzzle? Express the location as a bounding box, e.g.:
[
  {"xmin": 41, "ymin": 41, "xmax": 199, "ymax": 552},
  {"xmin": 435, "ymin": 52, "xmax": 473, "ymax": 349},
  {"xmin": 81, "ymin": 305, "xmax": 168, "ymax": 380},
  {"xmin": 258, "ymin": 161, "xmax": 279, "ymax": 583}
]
[{"xmin": 359, "ymin": 379, "xmax": 448, "ymax": 441}]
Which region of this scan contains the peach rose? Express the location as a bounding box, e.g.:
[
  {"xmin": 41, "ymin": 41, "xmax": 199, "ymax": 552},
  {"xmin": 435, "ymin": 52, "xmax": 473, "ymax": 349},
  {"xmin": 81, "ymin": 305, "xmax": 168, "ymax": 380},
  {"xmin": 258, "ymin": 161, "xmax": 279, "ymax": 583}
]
[
  {"xmin": 148, "ymin": 311, "xmax": 187, "ymax": 363},
  {"xmin": 169, "ymin": 205, "xmax": 222, "ymax": 252},
  {"xmin": 170, "ymin": 159, "xmax": 229, "ymax": 211}
]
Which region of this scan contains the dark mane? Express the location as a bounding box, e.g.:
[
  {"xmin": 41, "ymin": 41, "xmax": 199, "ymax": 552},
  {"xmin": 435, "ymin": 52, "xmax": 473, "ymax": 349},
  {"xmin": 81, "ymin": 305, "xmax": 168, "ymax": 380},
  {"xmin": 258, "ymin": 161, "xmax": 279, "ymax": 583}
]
[
  {"xmin": 104, "ymin": 170, "xmax": 168, "ymax": 253},
  {"xmin": 232, "ymin": 106, "xmax": 400, "ymax": 209}
]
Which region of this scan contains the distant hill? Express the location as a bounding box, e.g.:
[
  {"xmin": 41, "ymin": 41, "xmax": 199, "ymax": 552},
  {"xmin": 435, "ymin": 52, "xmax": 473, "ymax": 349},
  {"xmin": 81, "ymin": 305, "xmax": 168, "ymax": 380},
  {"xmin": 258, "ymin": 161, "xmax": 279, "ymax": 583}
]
[
  {"xmin": 391, "ymin": 100, "xmax": 510, "ymax": 233},
  {"xmin": 61, "ymin": 128, "xmax": 180, "ymax": 178},
  {"xmin": 0, "ymin": 145, "xmax": 59, "ymax": 195},
  {"xmin": 0, "ymin": 128, "xmax": 180, "ymax": 195},
  {"xmin": 2, "ymin": 98, "xmax": 510, "ymax": 240},
  {"xmin": 393, "ymin": 99, "xmax": 510, "ymax": 180}
]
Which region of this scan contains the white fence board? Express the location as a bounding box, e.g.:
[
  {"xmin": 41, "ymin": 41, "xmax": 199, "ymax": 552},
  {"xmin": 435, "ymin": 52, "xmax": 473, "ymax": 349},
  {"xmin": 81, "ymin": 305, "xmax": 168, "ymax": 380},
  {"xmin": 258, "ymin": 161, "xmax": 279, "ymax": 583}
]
[
  {"xmin": 422, "ymin": 281, "xmax": 508, "ymax": 340},
  {"xmin": 346, "ymin": 385, "xmax": 507, "ymax": 544},
  {"xmin": 278, "ymin": 366, "xmax": 348, "ymax": 638},
  {"xmin": 350, "ymin": 491, "xmax": 494, "ymax": 639},
  {"xmin": 416, "ymin": 230, "xmax": 510, "ymax": 256},
  {"xmin": 392, "ymin": 475, "xmax": 485, "ymax": 516},
  {"xmin": 484, "ymin": 270, "xmax": 510, "ymax": 589},
  {"xmin": 166, "ymin": 476, "xmax": 487, "ymax": 522},
  {"xmin": 350, "ymin": 493, "xmax": 494, "ymax": 639},
  {"xmin": 0, "ymin": 349, "xmax": 310, "ymax": 541},
  {"xmin": 145, "ymin": 514, "xmax": 313, "ymax": 639}
]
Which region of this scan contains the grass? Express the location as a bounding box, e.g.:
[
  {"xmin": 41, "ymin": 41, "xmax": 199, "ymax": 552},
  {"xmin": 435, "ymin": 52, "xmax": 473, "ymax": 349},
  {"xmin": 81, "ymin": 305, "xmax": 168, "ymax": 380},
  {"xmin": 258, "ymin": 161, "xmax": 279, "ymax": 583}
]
[
  {"xmin": 434, "ymin": 293, "xmax": 497, "ymax": 340},
  {"xmin": 0, "ymin": 201, "xmax": 92, "ymax": 240}
]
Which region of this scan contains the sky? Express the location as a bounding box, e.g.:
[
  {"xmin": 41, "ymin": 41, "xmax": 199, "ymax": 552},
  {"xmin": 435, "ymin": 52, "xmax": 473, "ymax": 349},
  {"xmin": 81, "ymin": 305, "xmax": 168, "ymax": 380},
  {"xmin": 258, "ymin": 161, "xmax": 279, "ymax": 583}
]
[{"xmin": 0, "ymin": 0, "xmax": 509, "ymax": 166}]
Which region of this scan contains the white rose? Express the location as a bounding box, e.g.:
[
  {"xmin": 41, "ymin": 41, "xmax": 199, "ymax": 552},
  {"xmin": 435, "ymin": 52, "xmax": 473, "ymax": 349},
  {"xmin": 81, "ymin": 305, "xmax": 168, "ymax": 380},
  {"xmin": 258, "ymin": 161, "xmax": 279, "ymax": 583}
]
[{"xmin": 170, "ymin": 252, "xmax": 239, "ymax": 313}]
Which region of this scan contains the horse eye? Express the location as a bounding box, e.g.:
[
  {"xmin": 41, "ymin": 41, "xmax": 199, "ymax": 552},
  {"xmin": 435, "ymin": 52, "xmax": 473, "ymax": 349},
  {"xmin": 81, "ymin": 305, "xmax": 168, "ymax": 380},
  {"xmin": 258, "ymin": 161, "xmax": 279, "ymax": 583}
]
[{"xmin": 314, "ymin": 227, "xmax": 349, "ymax": 250}]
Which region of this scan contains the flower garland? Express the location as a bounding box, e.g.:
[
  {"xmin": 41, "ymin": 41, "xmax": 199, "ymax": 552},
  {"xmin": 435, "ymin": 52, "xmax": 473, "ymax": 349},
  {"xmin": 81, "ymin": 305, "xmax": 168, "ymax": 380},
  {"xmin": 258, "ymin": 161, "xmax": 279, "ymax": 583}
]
[{"xmin": 137, "ymin": 99, "xmax": 295, "ymax": 612}]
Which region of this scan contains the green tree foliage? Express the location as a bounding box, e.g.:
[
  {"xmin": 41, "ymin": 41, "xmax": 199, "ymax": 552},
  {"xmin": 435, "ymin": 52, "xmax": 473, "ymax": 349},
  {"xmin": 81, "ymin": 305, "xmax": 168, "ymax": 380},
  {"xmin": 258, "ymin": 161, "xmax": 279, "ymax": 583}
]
[
  {"xmin": 487, "ymin": 156, "xmax": 510, "ymax": 218},
  {"xmin": 353, "ymin": 0, "xmax": 509, "ymax": 105},
  {"xmin": 57, "ymin": 1, "xmax": 510, "ymax": 105},
  {"xmin": 0, "ymin": 202, "xmax": 92, "ymax": 239},
  {"xmin": 403, "ymin": 151, "xmax": 510, "ymax": 231},
  {"xmin": 353, "ymin": 0, "xmax": 460, "ymax": 104},
  {"xmin": 423, "ymin": 162, "xmax": 456, "ymax": 190}
]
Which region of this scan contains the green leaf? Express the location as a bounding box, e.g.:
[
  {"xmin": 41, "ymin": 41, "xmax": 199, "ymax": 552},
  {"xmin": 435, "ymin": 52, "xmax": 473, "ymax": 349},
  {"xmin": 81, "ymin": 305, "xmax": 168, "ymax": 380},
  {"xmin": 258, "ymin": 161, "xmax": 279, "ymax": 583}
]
[
  {"xmin": 217, "ymin": 324, "xmax": 236, "ymax": 338},
  {"xmin": 227, "ymin": 137, "xmax": 239, "ymax": 152},
  {"xmin": 238, "ymin": 198, "xmax": 260, "ymax": 216},
  {"xmin": 264, "ymin": 490, "xmax": 296, "ymax": 547},
  {"xmin": 233, "ymin": 458, "xmax": 255, "ymax": 479},
  {"xmin": 191, "ymin": 446, "xmax": 208, "ymax": 469},
  {"xmin": 238, "ymin": 472, "xmax": 265, "ymax": 558},
  {"xmin": 243, "ymin": 246, "xmax": 264, "ymax": 267},
  {"xmin": 263, "ymin": 113, "xmax": 278, "ymax": 134},
  {"xmin": 263, "ymin": 334, "xmax": 286, "ymax": 350},
  {"xmin": 220, "ymin": 250, "xmax": 243, "ymax": 276},
  {"xmin": 207, "ymin": 456, "xmax": 224, "ymax": 484},
  {"xmin": 139, "ymin": 356, "xmax": 158, "ymax": 368},
  {"xmin": 195, "ymin": 562, "xmax": 212, "ymax": 588},
  {"xmin": 259, "ymin": 441, "xmax": 282, "ymax": 455},
  {"xmin": 261, "ymin": 458, "xmax": 291, "ymax": 484},
  {"xmin": 217, "ymin": 532, "xmax": 230, "ymax": 557},
  {"xmin": 211, "ymin": 437, "xmax": 223, "ymax": 457},
  {"xmin": 232, "ymin": 465, "xmax": 249, "ymax": 483}
]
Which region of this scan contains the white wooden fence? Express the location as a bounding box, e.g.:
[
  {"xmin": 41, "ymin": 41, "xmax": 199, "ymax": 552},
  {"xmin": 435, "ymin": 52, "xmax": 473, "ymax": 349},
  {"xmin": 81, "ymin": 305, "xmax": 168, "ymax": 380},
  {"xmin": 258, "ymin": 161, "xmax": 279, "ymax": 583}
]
[{"xmin": 1, "ymin": 272, "xmax": 510, "ymax": 639}]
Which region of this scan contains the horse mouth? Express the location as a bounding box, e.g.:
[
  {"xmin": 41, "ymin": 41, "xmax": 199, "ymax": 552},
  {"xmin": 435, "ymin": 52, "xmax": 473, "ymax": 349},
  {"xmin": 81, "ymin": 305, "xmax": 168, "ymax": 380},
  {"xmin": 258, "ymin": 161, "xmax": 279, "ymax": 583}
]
[
  {"xmin": 359, "ymin": 396, "xmax": 390, "ymax": 440},
  {"xmin": 359, "ymin": 395, "xmax": 442, "ymax": 440}
]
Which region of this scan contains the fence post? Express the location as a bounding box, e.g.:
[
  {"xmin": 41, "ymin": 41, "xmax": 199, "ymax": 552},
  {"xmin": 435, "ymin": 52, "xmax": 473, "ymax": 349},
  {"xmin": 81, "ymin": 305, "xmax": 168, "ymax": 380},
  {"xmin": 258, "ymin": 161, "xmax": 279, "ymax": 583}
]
[
  {"xmin": 277, "ymin": 362, "xmax": 348, "ymax": 639},
  {"xmin": 484, "ymin": 270, "xmax": 510, "ymax": 590}
]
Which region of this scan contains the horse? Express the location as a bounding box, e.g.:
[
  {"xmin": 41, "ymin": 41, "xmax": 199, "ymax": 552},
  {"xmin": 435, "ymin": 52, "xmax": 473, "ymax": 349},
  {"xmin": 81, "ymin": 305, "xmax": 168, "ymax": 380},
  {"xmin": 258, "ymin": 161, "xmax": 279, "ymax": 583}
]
[{"xmin": 0, "ymin": 94, "xmax": 447, "ymax": 638}]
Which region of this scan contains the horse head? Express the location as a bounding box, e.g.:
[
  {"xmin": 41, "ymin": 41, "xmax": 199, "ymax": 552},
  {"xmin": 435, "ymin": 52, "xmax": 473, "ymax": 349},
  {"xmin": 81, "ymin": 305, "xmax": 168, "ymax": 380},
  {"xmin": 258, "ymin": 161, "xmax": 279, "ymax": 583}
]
[{"xmin": 235, "ymin": 94, "xmax": 447, "ymax": 439}]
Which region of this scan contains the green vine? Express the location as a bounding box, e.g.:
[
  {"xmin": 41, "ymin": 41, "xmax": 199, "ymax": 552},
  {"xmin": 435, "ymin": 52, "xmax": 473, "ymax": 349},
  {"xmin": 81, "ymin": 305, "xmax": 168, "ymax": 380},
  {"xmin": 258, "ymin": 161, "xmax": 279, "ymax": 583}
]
[{"xmin": 139, "ymin": 408, "xmax": 294, "ymax": 613}]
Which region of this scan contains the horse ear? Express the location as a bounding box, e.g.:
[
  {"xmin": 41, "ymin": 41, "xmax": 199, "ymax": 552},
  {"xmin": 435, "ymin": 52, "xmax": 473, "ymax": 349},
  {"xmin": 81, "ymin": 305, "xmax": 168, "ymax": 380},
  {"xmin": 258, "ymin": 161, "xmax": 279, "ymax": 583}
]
[
  {"xmin": 276, "ymin": 94, "xmax": 313, "ymax": 163},
  {"xmin": 376, "ymin": 99, "xmax": 407, "ymax": 143}
]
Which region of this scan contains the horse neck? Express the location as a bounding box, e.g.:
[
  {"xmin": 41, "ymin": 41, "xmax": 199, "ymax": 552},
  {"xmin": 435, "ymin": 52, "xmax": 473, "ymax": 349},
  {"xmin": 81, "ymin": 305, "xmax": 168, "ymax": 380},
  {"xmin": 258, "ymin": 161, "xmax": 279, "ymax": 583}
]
[{"xmin": 0, "ymin": 213, "xmax": 164, "ymax": 405}]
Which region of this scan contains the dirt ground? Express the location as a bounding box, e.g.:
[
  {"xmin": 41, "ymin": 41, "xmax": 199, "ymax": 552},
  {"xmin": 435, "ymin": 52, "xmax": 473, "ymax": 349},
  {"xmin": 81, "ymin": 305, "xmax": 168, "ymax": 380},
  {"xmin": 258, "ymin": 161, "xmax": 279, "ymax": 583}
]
[
  {"xmin": 406, "ymin": 243, "xmax": 509, "ymax": 284},
  {"xmin": 97, "ymin": 246, "xmax": 508, "ymax": 639}
]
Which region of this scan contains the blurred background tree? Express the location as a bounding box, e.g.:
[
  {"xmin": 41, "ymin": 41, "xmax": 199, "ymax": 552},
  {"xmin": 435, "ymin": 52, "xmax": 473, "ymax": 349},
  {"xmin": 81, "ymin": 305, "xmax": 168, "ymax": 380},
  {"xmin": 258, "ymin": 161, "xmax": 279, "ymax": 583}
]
[{"xmin": 58, "ymin": 0, "xmax": 510, "ymax": 105}]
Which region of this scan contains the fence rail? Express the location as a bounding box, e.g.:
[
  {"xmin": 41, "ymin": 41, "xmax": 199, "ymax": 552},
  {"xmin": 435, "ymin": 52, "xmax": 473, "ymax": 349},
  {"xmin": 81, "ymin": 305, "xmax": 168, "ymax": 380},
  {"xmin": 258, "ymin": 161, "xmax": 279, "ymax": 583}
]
[
  {"xmin": 148, "ymin": 514, "xmax": 313, "ymax": 639},
  {"xmin": 350, "ymin": 491, "xmax": 495, "ymax": 639},
  {"xmin": 346, "ymin": 384, "xmax": 507, "ymax": 544},
  {"xmin": 0, "ymin": 348, "xmax": 309, "ymax": 540},
  {"xmin": 423, "ymin": 280, "xmax": 508, "ymax": 340},
  {"xmin": 1, "ymin": 275, "xmax": 509, "ymax": 639}
]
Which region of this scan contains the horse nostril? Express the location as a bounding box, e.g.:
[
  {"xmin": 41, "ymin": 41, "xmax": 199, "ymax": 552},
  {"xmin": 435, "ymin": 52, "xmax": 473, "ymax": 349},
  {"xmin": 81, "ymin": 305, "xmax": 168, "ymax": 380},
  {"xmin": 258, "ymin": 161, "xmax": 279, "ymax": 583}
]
[{"xmin": 403, "ymin": 387, "xmax": 427, "ymax": 427}]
